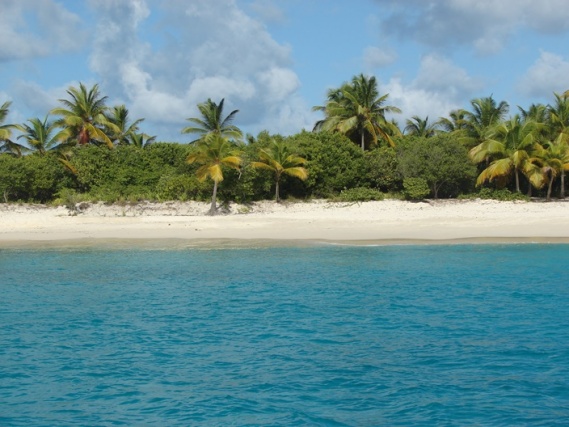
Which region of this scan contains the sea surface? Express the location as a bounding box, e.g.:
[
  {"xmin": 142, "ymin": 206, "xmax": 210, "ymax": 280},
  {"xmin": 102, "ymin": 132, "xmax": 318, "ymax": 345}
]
[{"xmin": 1, "ymin": 242, "xmax": 568, "ymax": 426}]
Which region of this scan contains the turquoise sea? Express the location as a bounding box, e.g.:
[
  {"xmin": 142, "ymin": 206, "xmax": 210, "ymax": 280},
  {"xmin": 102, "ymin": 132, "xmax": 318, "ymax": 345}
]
[{"xmin": 1, "ymin": 243, "xmax": 569, "ymax": 426}]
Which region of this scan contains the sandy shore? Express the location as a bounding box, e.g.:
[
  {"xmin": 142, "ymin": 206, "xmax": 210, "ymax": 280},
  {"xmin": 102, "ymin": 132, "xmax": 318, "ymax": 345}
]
[{"xmin": 1, "ymin": 199, "xmax": 569, "ymax": 247}]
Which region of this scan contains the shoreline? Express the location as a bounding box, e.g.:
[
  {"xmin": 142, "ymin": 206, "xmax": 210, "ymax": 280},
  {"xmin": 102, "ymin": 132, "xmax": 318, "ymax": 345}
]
[{"xmin": 1, "ymin": 199, "xmax": 568, "ymax": 248}]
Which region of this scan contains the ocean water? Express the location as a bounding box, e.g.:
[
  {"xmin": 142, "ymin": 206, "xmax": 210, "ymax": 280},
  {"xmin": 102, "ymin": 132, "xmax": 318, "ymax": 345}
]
[{"xmin": 1, "ymin": 243, "xmax": 568, "ymax": 426}]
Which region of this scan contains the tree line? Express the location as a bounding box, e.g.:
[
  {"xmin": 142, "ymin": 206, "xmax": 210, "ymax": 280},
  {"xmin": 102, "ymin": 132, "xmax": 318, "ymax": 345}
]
[{"xmin": 0, "ymin": 75, "xmax": 568, "ymax": 213}]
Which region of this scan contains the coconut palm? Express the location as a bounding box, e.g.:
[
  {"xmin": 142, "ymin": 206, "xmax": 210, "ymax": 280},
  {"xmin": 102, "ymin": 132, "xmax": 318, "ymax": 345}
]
[
  {"xmin": 0, "ymin": 101, "xmax": 27, "ymax": 157},
  {"xmin": 437, "ymin": 109, "xmax": 470, "ymax": 134},
  {"xmin": 16, "ymin": 116, "xmax": 70, "ymax": 155},
  {"xmin": 547, "ymin": 93, "xmax": 569, "ymax": 145},
  {"xmin": 404, "ymin": 116, "xmax": 439, "ymax": 137},
  {"xmin": 313, "ymin": 74, "xmax": 401, "ymax": 151},
  {"xmin": 105, "ymin": 105, "xmax": 144, "ymax": 145},
  {"xmin": 251, "ymin": 140, "xmax": 308, "ymax": 202},
  {"xmin": 182, "ymin": 98, "xmax": 242, "ymax": 143},
  {"xmin": 537, "ymin": 141, "xmax": 569, "ymax": 200},
  {"xmin": 461, "ymin": 96, "xmax": 509, "ymax": 148},
  {"xmin": 129, "ymin": 132, "xmax": 156, "ymax": 149},
  {"xmin": 186, "ymin": 133, "xmax": 242, "ymax": 215},
  {"xmin": 470, "ymin": 115, "xmax": 543, "ymax": 193},
  {"xmin": 51, "ymin": 82, "xmax": 118, "ymax": 148}
]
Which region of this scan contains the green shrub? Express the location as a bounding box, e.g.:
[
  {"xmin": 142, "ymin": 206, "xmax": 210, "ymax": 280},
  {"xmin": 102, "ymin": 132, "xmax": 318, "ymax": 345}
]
[
  {"xmin": 334, "ymin": 187, "xmax": 384, "ymax": 202},
  {"xmin": 403, "ymin": 177, "xmax": 430, "ymax": 200},
  {"xmin": 474, "ymin": 187, "xmax": 530, "ymax": 202}
]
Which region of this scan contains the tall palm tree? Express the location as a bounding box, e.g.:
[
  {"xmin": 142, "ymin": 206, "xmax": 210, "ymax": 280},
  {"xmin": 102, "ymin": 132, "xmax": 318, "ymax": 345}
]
[
  {"xmin": 313, "ymin": 74, "xmax": 401, "ymax": 151},
  {"xmin": 547, "ymin": 93, "xmax": 569, "ymax": 145},
  {"xmin": 251, "ymin": 140, "xmax": 308, "ymax": 202},
  {"xmin": 186, "ymin": 133, "xmax": 242, "ymax": 215},
  {"xmin": 16, "ymin": 116, "xmax": 70, "ymax": 156},
  {"xmin": 470, "ymin": 115, "xmax": 543, "ymax": 192},
  {"xmin": 182, "ymin": 98, "xmax": 242, "ymax": 143},
  {"xmin": 461, "ymin": 96, "xmax": 509, "ymax": 148},
  {"xmin": 0, "ymin": 101, "xmax": 27, "ymax": 157},
  {"xmin": 404, "ymin": 116, "xmax": 439, "ymax": 137},
  {"xmin": 105, "ymin": 105, "xmax": 144, "ymax": 145},
  {"xmin": 50, "ymin": 82, "xmax": 118, "ymax": 148}
]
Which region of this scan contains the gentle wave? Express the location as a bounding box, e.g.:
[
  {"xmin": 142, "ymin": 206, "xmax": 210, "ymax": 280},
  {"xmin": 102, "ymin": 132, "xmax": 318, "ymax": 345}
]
[{"xmin": 1, "ymin": 245, "xmax": 568, "ymax": 426}]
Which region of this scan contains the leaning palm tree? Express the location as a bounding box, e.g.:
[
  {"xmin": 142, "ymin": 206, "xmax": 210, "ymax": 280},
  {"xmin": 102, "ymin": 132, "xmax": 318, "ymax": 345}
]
[
  {"xmin": 0, "ymin": 101, "xmax": 27, "ymax": 157},
  {"xmin": 186, "ymin": 133, "xmax": 242, "ymax": 215},
  {"xmin": 313, "ymin": 74, "xmax": 401, "ymax": 151},
  {"xmin": 50, "ymin": 82, "xmax": 118, "ymax": 148},
  {"xmin": 16, "ymin": 116, "xmax": 70, "ymax": 156},
  {"xmin": 251, "ymin": 140, "xmax": 308, "ymax": 202},
  {"xmin": 105, "ymin": 105, "xmax": 144, "ymax": 145},
  {"xmin": 470, "ymin": 116, "xmax": 543, "ymax": 193},
  {"xmin": 182, "ymin": 98, "xmax": 242, "ymax": 143}
]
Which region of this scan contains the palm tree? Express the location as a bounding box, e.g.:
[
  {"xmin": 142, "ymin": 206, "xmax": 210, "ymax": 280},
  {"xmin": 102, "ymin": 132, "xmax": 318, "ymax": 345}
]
[
  {"xmin": 50, "ymin": 82, "xmax": 118, "ymax": 148},
  {"xmin": 537, "ymin": 141, "xmax": 569, "ymax": 200},
  {"xmin": 182, "ymin": 98, "xmax": 242, "ymax": 143},
  {"xmin": 0, "ymin": 101, "xmax": 27, "ymax": 157},
  {"xmin": 105, "ymin": 105, "xmax": 144, "ymax": 145},
  {"xmin": 462, "ymin": 96, "xmax": 509, "ymax": 148},
  {"xmin": 16, "ymin": 116, "xmax": 70, "ymax": 155},
  {"xmin": 404, "ymin": 116, "xmax": 439, "ymax": 137},
  {"xmin": 129, "ymin": 132, "xmax": 156, "ymax": 149},
  {"xmin": 251, "ymin": 140, "xmax": 308, "ymax": 202},
  {"xmin": 313, "ymin": 74, "xmax": 401, "ymax": 151},
  {"xmin": 547, "ymin": 93, "xmax": 569, "ymax": 145},
  {"xmin": 470, "ymin": 115, "xmax": 543, "ymax": 193},
  {"xmin": 186, "ymin": 133, "xmax": 242, "ymax": 215},
  {"xmin": 437, "ymin": 109, "xmax": 470, "ymax": 134}
]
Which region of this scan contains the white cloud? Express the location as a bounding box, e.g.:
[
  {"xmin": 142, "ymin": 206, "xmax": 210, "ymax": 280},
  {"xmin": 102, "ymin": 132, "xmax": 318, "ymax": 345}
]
[
  {"xmin": 517, "ymin": 52, "xmax": 569, "ymax": 98},
  {"xmin": 376, "ymin": 0, "xmax": 569, "ymax": 55},
  {"xmin": 383, "ymin": 55, "xmax": 481, "ymax": 124},
  {"xmin": 363, "ymin": 46, "xmax": 397, "ymax": 69},
  {"xmin": 0, "ymin": 0, "xmax": 85, "ymax": 61},
  {"xmin": 86, "ymin": 0, "xmax": 310, "ymax": 139},
  {"xmin": 248, "ymin": 0, "xmax": 286, "ymax": 24}
]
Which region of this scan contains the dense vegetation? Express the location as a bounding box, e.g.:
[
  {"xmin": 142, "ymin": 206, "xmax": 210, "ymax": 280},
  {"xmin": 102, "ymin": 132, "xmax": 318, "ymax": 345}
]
[{"xmin": 1, "ymin": 75, "xmax": 569, "ymax": 211}]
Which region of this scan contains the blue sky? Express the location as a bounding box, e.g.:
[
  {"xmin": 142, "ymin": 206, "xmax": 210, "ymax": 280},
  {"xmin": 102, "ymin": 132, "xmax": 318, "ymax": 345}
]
[{"xmin": 2, "ymin": 0, "xmax": 569, "ymax": 142}]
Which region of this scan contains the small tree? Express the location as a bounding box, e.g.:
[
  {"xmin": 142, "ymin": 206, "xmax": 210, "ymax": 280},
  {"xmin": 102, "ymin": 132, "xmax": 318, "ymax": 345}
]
[
  {"xmin": 186, "ymin": 134, "xmax": 242, "ymax": 214},
  {"xmin": 397, "ymin": 134, "xmax": 476, "ymax": 198},
  {"xmin": 251, "ymin": 140, "xmax": 308, "ymax": 202}
]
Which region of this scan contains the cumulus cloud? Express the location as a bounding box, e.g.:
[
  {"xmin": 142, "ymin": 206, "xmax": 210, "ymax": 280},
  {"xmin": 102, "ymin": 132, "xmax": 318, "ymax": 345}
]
[
  {"xmin": 375, "ymin": 0, "xmax": 569, "ymax": 55},
  {"xmin": 383, "ymin": 54, "xmax": 482, "ymax": 124},
  {"xmin": 0, "ymin": 0, "xmax": 85, "ymax": 61},
  {"xmin": 517, "ymin": 52, "xmax": 569, "ymax": 98},
  {"xmin": 363, "ymin": 46, "xmax": 397, "ymax": 69},
  {"xmin": 87, "ymin": 0, "xmax": 310, "ymax": 138}
]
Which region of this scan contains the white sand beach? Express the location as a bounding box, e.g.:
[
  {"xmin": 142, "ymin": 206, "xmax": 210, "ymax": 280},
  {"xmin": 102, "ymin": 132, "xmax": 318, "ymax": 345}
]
[{"xmin": 0, "ymin": 199, "xmax": 568, "ymax": 246}]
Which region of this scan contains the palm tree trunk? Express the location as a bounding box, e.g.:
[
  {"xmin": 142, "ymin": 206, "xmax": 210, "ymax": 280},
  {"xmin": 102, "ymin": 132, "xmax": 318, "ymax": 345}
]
[
  {"xmin": 275, "ymin": 179, "xmax": 280, "ymax": 203},
  {"xmin": 547, "ymin": 176, "xmax": 553, "ymax": 202},
  {"xmin": 514, "ymin": 168, "xmax": 520, "ymax": 193},
  {"xmin": 561, "ymin": 170, "xmax": 566, "ymax": 199},
  {"xmin": 361, "ymin": 132, "xmax": 365, "ymax": 151},
  {"xmin": 209, "ymin": 180, "xmax": 218, "ymax": 215}
]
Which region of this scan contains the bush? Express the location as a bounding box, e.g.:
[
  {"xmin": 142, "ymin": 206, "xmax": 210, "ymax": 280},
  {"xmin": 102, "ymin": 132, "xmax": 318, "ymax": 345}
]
[
  {"xmin": 403, "ymin": 177, "xmax": 430, "ymax": 200},
  {"xmin": 334, "ymin": 187, "xmax": 384, "ymax": 202},
  {"xmin": 364, "ymin": 147, "xmax": 402, "ymax": 192},
  {"xmin": 287, "ymin": 130, "xmax": 366, "ymax": 198},
  {"xmin": 473, "ymin": 187, "xmax": 530, "ymax": 202}
]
